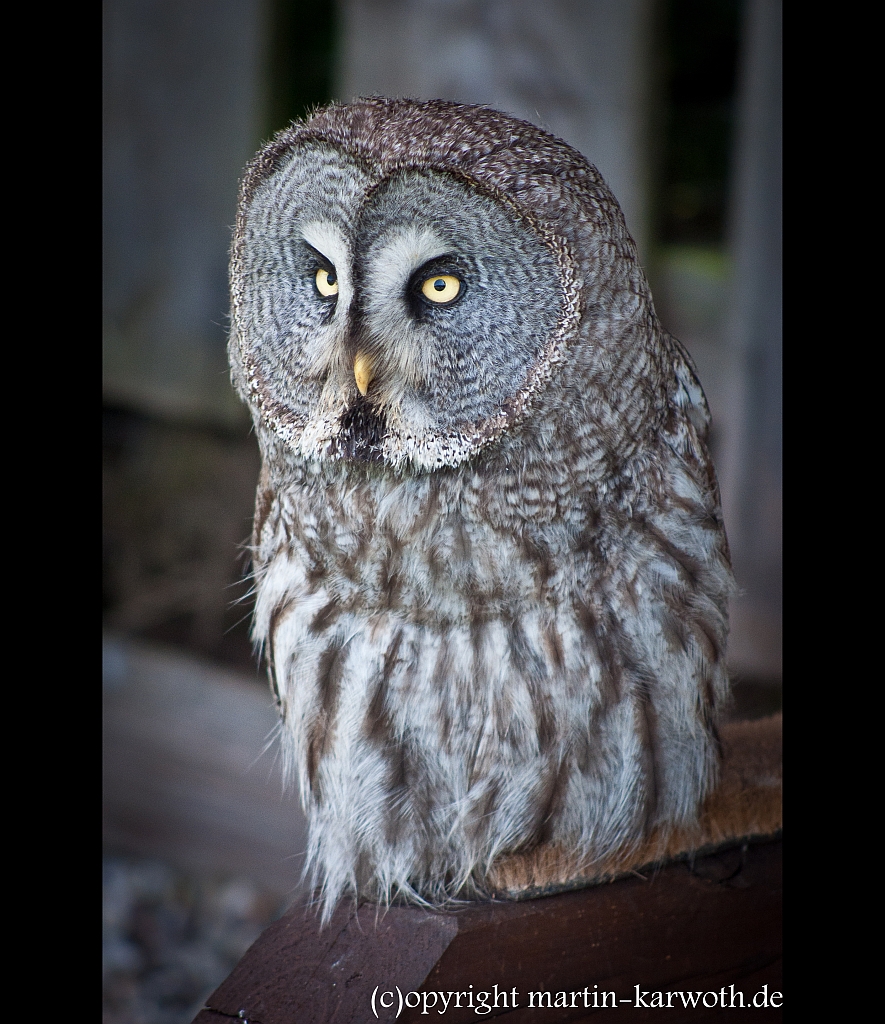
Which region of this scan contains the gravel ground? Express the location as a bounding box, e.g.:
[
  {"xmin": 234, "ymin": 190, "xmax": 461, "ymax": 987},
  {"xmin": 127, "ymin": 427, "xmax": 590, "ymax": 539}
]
[{"xmin": 102, "ymin": 854, "xmax": 293, "ymax": 1024}]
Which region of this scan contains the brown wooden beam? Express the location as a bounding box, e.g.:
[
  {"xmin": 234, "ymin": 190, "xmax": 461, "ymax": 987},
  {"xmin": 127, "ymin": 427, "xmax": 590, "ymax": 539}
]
[{"xmin": 194, "ymin": 835, "xmax": 781, "ymax": 1023}]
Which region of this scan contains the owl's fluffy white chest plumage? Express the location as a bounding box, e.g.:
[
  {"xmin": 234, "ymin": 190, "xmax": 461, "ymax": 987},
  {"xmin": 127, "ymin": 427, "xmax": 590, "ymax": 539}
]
[{"xmin": 250, "ymin": 445, "xmax": 729, "ymax": 911}]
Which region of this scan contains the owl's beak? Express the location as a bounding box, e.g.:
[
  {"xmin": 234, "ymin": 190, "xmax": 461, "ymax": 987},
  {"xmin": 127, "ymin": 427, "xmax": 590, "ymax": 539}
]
[{"xmin": 353, "ymin": 351, "xmax": 374, "ymax": 396}]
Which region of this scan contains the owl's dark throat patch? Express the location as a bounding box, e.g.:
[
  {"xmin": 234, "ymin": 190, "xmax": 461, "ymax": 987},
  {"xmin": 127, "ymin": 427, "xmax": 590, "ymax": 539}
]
[{"xmin": 336, "ymin": 397, "xmax": 388, "ymax": 462}]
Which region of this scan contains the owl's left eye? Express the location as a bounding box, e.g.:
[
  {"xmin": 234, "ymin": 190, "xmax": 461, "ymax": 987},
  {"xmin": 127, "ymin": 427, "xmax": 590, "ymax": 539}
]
[
  {"xmin": 315, "ymin": 267, "xmax": 339, "ymax": 298},
  {"xmin": 419, "ymin": 274, "xmax": 461, "ymax": 305}
]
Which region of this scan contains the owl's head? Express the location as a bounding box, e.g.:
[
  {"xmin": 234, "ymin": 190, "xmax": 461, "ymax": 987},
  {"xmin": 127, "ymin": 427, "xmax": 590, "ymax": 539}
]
[{"xmin": 230, "ymin": 98, "xmax": 658, "ymax": 472}]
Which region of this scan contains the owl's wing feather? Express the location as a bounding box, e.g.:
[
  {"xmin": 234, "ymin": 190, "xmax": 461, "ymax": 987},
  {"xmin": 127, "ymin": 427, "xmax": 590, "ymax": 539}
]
[{"xmin": 668, "ymin": 333, "xmax": 711, "ymax": 444}]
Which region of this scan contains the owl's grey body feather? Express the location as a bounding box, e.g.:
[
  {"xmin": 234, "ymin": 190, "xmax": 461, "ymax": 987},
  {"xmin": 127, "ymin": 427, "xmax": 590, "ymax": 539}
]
[{"xmin": 229, "ymin": 99, "xmax": 733, "ymax": 916}]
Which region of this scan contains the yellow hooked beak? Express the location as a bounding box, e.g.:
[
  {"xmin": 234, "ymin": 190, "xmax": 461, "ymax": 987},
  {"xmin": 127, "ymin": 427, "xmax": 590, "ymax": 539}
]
[{"xmin": 354, "ymin": 351, "xmax": 374, "ymax": 396}]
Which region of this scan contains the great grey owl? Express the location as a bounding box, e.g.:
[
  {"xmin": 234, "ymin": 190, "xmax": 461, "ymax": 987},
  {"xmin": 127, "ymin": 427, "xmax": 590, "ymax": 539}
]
[{"xmin": 228, "ymin": 98, "xmax": 733, "ymax": 917}]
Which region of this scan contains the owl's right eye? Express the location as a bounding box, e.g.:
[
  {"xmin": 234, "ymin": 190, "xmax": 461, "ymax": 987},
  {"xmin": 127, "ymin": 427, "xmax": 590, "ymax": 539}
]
[
  {"xmin": 315, "ymin": 267, "xmax": 339, "ymax": 298},
  {"xmin": 420, "ymin": 274, "xmax": 461, "ymax": 304}
]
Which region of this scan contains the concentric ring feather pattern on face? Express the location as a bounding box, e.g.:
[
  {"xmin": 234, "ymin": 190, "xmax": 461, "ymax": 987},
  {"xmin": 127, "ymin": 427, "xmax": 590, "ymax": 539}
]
[{"xmin": 229, "ymin": 98, "xmax": 734, "ymax": 916}]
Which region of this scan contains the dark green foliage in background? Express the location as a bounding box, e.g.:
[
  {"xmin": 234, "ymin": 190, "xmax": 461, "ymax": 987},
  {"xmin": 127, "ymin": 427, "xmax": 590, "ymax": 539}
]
[
  {"xmin": 660, "ymin": 0, "xmax": 741, "ymax": 245},
  {"xmin": 266, "ymin": 0, "xmax": 338, "ymax": 135}
]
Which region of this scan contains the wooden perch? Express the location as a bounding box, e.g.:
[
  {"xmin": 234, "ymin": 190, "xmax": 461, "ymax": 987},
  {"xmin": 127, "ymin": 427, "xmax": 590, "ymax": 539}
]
[{"xmin": 194, "ymin": 714, "xmax": 782, "ymax": 1023}]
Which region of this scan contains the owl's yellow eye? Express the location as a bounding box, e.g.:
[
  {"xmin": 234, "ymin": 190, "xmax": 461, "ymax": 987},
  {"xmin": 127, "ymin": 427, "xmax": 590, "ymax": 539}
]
[
  {"xmin": 315, "ymin": 267, "xmax": 339, "ymax": 297},
  {"xmin": 420, "ymin": 274, "xmax": 461, "ymax": 304}
]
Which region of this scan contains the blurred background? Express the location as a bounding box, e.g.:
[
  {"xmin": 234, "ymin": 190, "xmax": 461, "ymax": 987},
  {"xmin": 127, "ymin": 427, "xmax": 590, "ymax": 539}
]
[{"xmin": 103, "ymin": 2, "xmax": 781, "ymax": 1020}]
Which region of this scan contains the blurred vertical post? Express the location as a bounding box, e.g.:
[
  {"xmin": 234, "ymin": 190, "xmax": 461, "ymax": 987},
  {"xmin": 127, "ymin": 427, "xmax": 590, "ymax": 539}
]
[
  {"xmin": 335, "ymin": 0, "xmax": 656, "ymax": 262},
  {"xmin": 103, "ymin": 0, "xmax": 269, "ymax": 427},
  {"xmin": 720, "ymin": 0, "xmax": 782, "ymax": 681}
]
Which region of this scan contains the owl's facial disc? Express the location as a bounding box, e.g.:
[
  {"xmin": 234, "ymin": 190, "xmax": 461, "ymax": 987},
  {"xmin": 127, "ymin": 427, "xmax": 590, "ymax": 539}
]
[{"xmin": 236, "ymin": 147, "xmax": 564, "ymax": 469}]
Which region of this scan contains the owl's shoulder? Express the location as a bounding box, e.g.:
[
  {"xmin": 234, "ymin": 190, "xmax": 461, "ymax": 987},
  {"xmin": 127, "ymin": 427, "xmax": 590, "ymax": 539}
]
[{"xmin": 666, "ymin": 332, "xmax": 712, "ymax": 443}]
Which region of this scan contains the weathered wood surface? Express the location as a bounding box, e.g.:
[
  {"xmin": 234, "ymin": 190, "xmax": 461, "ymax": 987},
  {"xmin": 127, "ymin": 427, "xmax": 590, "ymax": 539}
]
[
  {"xmin": 103, "ymin": 0, "xmax": 262, "ymax": 427},
  {"xmin": 193, "ymin": 716, "xmax": 782, "ymax": 1022},
  {"xmin": 194, "ymin": 838, "xmax": 781, "ymax": 1023},
  {"xmin": 102, "ymin": 635, "xmax": 308, "ymax": 894}
]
